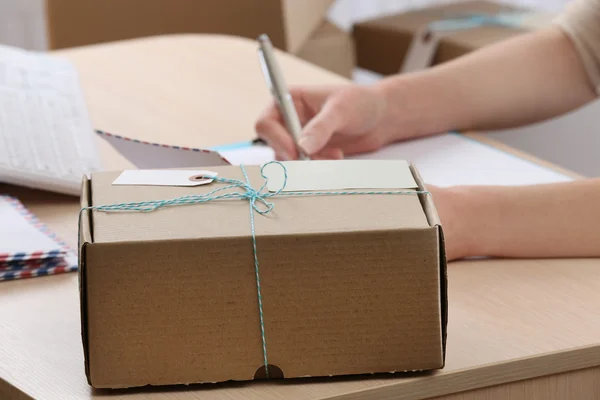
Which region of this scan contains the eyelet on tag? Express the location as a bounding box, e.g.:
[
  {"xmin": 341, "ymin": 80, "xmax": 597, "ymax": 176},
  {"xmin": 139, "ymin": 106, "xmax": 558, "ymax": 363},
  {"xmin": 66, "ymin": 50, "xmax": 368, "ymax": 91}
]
[{"xmin": 188, "ymin": 173, "xmax": 215, "ymax": 185}]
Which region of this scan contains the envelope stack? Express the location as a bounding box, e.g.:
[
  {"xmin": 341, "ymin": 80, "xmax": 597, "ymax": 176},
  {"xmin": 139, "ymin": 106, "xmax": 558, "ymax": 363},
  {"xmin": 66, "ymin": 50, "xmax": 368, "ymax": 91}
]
[{"xmin": 0, "ymin": 195, "xmax": 77, "ymax": 281}]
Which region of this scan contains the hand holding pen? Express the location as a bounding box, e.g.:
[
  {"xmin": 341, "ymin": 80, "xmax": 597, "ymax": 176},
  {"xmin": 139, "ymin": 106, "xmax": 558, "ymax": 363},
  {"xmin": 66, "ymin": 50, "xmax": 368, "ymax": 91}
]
[
  {"xmin": 255, "ymin": 37, "xmax": 390, "ymax": 161},
  {"xmin": 257, "ymin": 34, "xmax": 309, "ymax": 160}
]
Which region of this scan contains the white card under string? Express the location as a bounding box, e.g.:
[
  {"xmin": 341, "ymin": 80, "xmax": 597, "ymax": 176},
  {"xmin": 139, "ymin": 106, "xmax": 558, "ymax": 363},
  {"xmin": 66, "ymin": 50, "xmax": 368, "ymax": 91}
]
[{"xmin": 264, "ymin": 160, "xmax": 418, "ymax": 192}]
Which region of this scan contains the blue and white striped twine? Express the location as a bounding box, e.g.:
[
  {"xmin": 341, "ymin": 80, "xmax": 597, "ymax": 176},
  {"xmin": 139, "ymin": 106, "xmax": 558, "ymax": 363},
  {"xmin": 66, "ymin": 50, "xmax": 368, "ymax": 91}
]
[{"xmin": 85, "ymin": 161, "xmax": 430, "ymax": 378}]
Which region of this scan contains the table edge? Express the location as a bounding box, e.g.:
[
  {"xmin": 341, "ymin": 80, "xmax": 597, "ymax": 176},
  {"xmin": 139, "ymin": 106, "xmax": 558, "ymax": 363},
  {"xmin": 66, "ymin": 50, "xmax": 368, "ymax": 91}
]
[{"xmin": 324, "ymin": 343, "xmax": 600, "ymax": 400}]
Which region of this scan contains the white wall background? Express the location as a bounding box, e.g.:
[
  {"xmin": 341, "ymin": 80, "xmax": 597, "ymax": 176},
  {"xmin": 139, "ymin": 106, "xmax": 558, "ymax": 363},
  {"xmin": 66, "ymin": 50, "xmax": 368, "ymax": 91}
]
[
  {"xmin": 0, "ymin": 0, "xmax": 46, "ymax": 50},
  {"xmin": 1, "ymin": 0, "xmax": 597, "ymax": 176}
]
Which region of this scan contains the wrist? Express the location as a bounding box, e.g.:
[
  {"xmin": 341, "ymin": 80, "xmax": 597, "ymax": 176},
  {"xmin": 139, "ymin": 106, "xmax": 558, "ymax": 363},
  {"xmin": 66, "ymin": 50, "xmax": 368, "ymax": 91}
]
[
  {"xmin": 439, "ymin": 185, "xmax": 487, "ymax": 260},
  {"xmin": 375, "ymin": 69, "xmax": 476, "ymax": 142},
  {"xmin": 375, "ymin": 73, "xmax": 446, "ymax": 142},
  {"xmin": 374, "ymin": 77, "xmax": 421, "ymax": 142}
]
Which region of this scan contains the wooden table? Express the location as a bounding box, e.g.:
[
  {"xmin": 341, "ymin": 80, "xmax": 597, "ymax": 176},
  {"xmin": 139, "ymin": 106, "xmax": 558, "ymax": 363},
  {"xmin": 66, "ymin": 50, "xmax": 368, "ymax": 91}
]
[{"xmin": 1, "ymin": 35, "xmax": 600, "ymax": 400}]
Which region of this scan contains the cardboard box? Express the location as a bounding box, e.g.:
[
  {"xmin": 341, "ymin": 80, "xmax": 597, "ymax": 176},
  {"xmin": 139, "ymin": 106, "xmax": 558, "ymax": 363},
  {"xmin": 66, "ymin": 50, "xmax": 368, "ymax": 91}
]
[
  {"xmin": 352, "ymin": 1, "xmax": 554, "ymax": 75},
  {"xmin": 78, "ymin": 160, "xmax": 448, "ymax": 388},
  {"xmin": 296, "ymin": 20, "xmax": 356, "ymax": 78},
  {"xmin": 45, "ymin": 0, "xmax": 335, "ymax": 52}
]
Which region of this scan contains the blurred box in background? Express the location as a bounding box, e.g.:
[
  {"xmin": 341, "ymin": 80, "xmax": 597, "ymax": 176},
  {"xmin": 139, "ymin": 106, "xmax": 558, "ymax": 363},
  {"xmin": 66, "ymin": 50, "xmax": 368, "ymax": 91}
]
[
  {"xmin": 297, "ymin": 21, "xmax": 355, "ymax": 78},
  {"xmin": 43, "ymin": 0, "xmax": 355, "ymax": 77},
  {"xmin": 45, "ymin": 0, "xmax": 334, "ymax": 53},
  {"xmin": 352, "ymin": 0, "xmax": 554, "ymax": 76}
]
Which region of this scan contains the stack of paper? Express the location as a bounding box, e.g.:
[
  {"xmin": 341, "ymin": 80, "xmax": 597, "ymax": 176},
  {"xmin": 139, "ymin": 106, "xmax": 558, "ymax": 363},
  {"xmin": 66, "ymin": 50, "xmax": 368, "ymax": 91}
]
[{"xmin": 0, "ymin": 195, "xmax": 76, "ymax": 281}]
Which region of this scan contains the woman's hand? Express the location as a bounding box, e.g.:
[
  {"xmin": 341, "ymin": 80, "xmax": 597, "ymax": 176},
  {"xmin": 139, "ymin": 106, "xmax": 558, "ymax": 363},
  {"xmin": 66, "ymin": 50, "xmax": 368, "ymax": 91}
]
[{"xmin": 254, "ymin": 84, "xmax": 411, "ymax": 161}]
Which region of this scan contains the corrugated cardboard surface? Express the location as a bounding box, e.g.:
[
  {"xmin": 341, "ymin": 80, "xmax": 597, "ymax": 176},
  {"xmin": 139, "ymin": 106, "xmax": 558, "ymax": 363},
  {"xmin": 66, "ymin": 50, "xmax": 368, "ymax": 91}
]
[
  {"xmin": 352, "ymin": 0, "xmax": 527, "ymax": 75},
  {"xmin": 79, "ymin": 164, "xmax": 447, "ymax": 388},
  {"xmin": 297, "ymin": 21, "xmax": 356, "ymax": 78},
  {"xmin": 45, "ymin": 0, "xmax": 333, "ymax": 51}
]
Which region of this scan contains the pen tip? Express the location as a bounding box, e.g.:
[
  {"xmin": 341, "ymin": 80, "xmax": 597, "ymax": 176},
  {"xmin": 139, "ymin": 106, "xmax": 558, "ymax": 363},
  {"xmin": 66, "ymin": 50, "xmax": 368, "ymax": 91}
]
[{"xmin": 257, "ymin": 34, "xmax": 270, "ymax": 43}]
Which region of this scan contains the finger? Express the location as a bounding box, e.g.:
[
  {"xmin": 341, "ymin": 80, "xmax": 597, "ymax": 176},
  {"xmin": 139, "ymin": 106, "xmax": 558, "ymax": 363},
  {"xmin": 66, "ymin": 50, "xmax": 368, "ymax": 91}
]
[
  {"xmin": 255, "ymin": 107, "xmax": 298, "ymax": 161},
  {"xmin": 299, "ymin": 99, "xmax": 345, "ymax": 155},
  {"xmin": 257, "ymin": 119, "xmax": 298, "ymax": 161}
]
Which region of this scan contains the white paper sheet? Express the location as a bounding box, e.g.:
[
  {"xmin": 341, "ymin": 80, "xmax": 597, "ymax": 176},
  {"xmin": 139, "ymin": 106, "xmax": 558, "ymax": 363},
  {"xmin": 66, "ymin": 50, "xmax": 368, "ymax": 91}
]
[
  {"xmin": 0, "ymin": 44, "xmax": 102, "ymax": 196},
  {"xmin": 217, "ymin": 133, "xmax": 573, "ymax": 187},
  {"xmin": 220, "ymin": 145, "xmax": 275, "ymax": 166}
]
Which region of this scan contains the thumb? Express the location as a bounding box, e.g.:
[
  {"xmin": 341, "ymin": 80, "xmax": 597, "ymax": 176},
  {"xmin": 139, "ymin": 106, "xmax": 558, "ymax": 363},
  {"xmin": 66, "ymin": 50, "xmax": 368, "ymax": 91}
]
[{"xmin": 298, "ymin": 99, "xmax": 344, "ymax": 155}]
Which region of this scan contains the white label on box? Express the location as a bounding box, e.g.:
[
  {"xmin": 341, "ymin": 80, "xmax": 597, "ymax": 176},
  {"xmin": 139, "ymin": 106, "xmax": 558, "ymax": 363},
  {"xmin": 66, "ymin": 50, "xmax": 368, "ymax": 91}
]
[
  {"xmin": 112, "ymin": 170, "xmax": 218, "ymax": 187},
  {"xmin": 264, "ymin": 160, "xmax": 418, "ymax": 192}
]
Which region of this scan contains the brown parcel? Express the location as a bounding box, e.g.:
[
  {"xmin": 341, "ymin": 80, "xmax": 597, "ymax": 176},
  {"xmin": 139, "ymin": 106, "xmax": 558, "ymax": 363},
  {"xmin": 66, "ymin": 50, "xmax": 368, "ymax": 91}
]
[
  {"xmin": 78, "ymin": 162, "xmax": 448, "ymax": 389},
  {"xmin": 353, "ymin": 0, "xmax": 535, "ymax": 75},
  {"xmin": 45, "ymin": 0, "xmax": 335, "ymax": 52}
]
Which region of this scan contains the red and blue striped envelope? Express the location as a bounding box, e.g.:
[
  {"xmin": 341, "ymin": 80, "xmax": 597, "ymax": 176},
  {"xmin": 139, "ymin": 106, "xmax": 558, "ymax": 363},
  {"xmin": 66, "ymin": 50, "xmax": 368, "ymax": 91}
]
[{"xmin": 0, "ymin": 195, "xmax": 76, "ymax": 281}]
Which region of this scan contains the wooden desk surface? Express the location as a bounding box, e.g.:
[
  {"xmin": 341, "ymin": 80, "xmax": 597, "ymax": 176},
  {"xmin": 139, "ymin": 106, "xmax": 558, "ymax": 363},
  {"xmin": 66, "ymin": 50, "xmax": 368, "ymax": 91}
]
[{"xmin": 1, "ymin": 35, "xmax": 600, "ymax": 400}]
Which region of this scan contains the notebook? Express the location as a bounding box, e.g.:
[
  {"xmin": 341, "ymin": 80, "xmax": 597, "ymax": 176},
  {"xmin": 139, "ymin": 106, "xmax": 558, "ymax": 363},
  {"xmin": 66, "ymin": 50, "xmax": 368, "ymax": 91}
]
[
  {"xmin": 0, "ymin": 195, "xmax": 77, "ymax": 281},
  {"xmin": 0, "ymin": 44, "xmax": 103, "ymax": 196}
]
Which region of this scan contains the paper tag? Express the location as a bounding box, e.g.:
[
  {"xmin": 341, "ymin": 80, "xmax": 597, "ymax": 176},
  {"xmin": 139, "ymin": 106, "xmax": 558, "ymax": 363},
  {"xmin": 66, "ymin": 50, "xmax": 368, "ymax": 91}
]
[
  {"xmin": 112, "ymin": 170, "xmax": 218, "ymax": 187},
  {"xmin": 264, "ymin": 160, "xmax": 418, "ymax": 192}
]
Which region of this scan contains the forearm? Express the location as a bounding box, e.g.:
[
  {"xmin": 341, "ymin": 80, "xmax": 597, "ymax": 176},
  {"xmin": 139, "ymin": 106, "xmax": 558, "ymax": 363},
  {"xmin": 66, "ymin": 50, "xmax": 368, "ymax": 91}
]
[
  {"xmin": 451, "ymin": 178, "xmax": 600, "ymax": 259},
  {"xmin": 377, "ymin": 27, "xmax": 597, "ymax": 139}
]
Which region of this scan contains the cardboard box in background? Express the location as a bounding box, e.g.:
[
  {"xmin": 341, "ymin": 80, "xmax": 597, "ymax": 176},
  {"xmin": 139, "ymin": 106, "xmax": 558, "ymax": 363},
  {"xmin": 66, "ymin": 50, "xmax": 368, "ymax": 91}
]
[
  {"xmin": 45, "ymin": 0, "xmax": 335, "ymax": 53},
  {"xmin": 297, "ymin": 20, "xmax": 355, "ymax": 78},
  {"xmin": 44, "ymin": 0, "xmax": 355, "ymax": 77},
  {"xmin": 79, "ymin": 161, "xmax": 447, "ymax": 388},
  {"xmin": 352, "ymin": 0, "xmax": 554, "ymax": 76}
]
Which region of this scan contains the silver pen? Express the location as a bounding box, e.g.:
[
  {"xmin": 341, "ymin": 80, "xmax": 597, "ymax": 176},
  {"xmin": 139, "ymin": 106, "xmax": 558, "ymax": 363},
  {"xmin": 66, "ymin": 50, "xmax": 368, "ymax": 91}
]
[{"xmin": 257, "ymin": 34, "xmax": 309, "ymax": 160}]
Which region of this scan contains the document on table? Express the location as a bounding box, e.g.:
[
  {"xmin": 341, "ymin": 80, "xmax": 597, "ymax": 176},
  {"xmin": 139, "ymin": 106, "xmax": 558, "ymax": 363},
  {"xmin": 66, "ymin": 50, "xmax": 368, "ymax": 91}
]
[
  {"xmin": 0, "ymin": 44, "xmax": 102, "ymax": 196},
  {"xmin": 217, "ymin": 133, "xmax": 573, "ymax": 187}
]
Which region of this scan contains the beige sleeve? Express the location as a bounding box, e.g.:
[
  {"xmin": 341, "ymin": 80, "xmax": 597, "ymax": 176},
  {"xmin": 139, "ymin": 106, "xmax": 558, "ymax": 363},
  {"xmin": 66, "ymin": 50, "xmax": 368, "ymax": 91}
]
[{"xmin": 553, "ymin": 0, "xmax": 600, "ymax": 94}]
